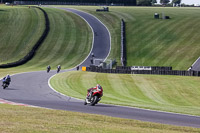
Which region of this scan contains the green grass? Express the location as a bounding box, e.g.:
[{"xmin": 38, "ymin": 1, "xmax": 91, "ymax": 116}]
[
  {"xmin": 1, "ymin": 5, "xmax": 200, "ymax": 132},
  {"xmin": 0, "ymin": 104, "xmax": 199, "ymax": 133},
  {"xmin": 0, "ymin": 5, "xmax": 45, "ymax": 64},
  {"xmin": 0, "ymin": 5, "xmax": 92, "ymax": 71},
  {"xmin": 56, "ymin": 6, "xmax": 200, "ymax": 70},
  {"xmin": 50, "ymin": 71, "xmax": 200, "ymax": 116},
  {"xmin": 21, "ymin": 7, "xmax": 92, "ymax": 70}
]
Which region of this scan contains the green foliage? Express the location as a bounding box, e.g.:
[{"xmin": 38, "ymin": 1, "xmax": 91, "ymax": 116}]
[
  {"xmin": 160, "ymin": 0, "xmax": 170, "ymax": 5},
  {"xmin": 172, "ymin": 0, "xmax": 181, "ymax": 6},
  {"xmin": 152, "ymin": 0, "xmax": 157, "ymax": 4},
  {"xmin": 137, "ymin": 0, "xmax": 152, "ymax": 6}
]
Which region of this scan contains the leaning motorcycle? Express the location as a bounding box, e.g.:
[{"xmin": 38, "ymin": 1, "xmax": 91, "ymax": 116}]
[
  {"xmin": 57, "ymin": 68, "xmax": 60, "ymax": 73},
  {"xmin": 84, "ymin": 87, "xmax": 103, "ymax": 106},
  {"xmin": 2, "ymin": 82, "xmax": 9, "ymax": 89}
]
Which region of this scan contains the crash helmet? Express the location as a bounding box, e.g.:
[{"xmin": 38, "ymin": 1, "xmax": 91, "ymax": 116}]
[
  {"xmin": 6, "ymin": 74, "xmax": 10, "ymax": 79},
  {"xmin": 96, "ymin": 84, "xmax": 102, "ymax": 90}
]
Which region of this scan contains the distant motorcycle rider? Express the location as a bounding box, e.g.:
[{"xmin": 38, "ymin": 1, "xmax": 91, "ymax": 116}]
[
  {"xmin": 47, "ymin": 65, "xmax": 51, "ymax": 73},
  {"xmin": 57, "ymin": 65, "xmax": 61, "ymax": 73},
  {"xmin": 2, "ymin": 74, "xmax": 11, "ymax": 86}
]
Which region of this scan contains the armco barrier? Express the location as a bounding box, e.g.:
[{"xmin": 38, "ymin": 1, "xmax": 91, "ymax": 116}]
[
  {"xmin": 86, "ymin": 66, "xmax": 200, "ymax": 77},
  {"xmin": 0, "ymin": 7, "xmax": 49, "ymax": 68}
]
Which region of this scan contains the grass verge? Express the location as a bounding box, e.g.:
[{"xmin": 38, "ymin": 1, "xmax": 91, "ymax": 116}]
[
  {"xmin": 50, "ymin": 71, "xmax": 200, "ymax": 116},
  {"xmin": 0, "ymin": 104, "xmax": 199, "ymax": 133}
]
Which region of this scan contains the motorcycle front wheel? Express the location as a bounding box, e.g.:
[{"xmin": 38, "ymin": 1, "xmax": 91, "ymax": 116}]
[
  {"xmin": 2, "ymin": 83, "xmax": 7, "ymax": 89},
  {"xmin": 90, "ymin": 96, "xmax": 98, "ymax": 106}
]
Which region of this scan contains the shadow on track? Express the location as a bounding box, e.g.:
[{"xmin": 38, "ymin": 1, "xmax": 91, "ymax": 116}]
[
  {"xmin": 4, "ymin": 88, "xmax": 19, "ymax": 91},
  {"xmin": 93, "ymin": 104, "xmax": 115, "ymax": 108}
]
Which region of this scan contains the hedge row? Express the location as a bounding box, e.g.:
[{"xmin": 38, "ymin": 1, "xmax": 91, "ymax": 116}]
[
  {"xmin": 121, "ymin": 19, "xmax": 126, "ymax": 66},
  {"xmin": 0, "ymin": 7, "xmax": 49, "ymax": 68}
]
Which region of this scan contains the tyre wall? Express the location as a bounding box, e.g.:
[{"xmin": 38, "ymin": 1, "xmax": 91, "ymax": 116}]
[{"xmin": 86, "ymin": 66, "xmax": 200, "ymax": 77}]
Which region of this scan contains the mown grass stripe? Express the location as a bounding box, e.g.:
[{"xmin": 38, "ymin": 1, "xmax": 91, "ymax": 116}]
[
  {"xmin": 0, "ymin": 6, "xmax": 44, "ymax": 64},
  {"xmin": 19, "ymin": 7, "xmax": 92, "ymax": 70},
  {"xmin": 50, "ymin": 71, "xmax": 200, "ymax": 115}
]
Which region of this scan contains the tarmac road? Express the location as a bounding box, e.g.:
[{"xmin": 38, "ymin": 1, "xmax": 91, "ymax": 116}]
[{"xmin": 0, "ymin": 8, "xmax": 200, "ymax": 128}]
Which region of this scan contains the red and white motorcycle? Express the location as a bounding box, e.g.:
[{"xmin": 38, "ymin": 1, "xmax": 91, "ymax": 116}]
[{"xmin": 84, "ymin": 85, "xmax": 103, "ymax": 106}]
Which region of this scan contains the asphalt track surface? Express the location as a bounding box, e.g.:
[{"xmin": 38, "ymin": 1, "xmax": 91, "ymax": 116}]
[
  {"xmin": 0, "ymin": 8, "xmax": 200, "ymax": 128},
  {"xmin": 191, "ymin": 57, "xmax": 200, "ymax": 71}
]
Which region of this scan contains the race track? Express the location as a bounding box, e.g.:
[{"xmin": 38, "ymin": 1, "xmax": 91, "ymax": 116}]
[{"xmin": 0, "ymin": 8, "xmax": 200, "ymax": 128}]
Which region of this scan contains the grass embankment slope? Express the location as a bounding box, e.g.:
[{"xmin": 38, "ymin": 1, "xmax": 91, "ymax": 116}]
[
  {"xmin": 0, "ymin": 6, "xmax": 44, "ymax": 64},
  {"xmin": 51, "ymin": 71, "xmax": 200, "ymax": 116},
  {"xmin": 0, "ymin": 104, "xmax": 199, "ymax": 133},
  {"xmin": 0, "ymin": 6, "xmax": 92, "ymax": 76},
  {"xmin": 22, "ymin": 7, "xmax": 92, "ymax": 70},
  {"xmin": 65, "ymin": 6, "xmax": 200, "ymax": 70}
]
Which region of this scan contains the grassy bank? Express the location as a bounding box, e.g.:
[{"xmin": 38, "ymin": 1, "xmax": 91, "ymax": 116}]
[
  {"xmin": 21, "ymin": 7, "xmax": 92, "ymax": 70},
  {"xmin": 0, "ymin": 6, "xmax": 92, "ymax": 71},
  {"xmin": 0, "ymin": 104, "xmax": 199, "ymax": 133},
  {"xmin": 58, "ymin": 6, "xmax": 200, "ymax": 70},
  {"xmin": 50, "ymin": 71, "xmax": 200, "ymax": 116},
  {"xmin": 0, "ymin": 5, "xmax": 45, "ymax": 64}
]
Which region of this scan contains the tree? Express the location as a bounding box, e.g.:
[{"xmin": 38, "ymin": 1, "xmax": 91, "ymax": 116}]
[
  {"xmin": 152, "ymin": 0, "xmax": 157, "ymax": 5},
  {"xmin": 137, "ymin": 0, "xmax": 152, "ymax": 6},
  {"xmin": 160, "ymin": 0, "xmax": 170, "ymax": 5},
  {"xmin": 172, "ymin": 0, "xmax": 181, "ymax": 6}
]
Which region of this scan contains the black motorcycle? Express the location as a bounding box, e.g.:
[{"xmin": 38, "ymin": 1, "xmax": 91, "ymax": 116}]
[
  {"xmin": 2, "ymin": 82, "xmax": 9, "ymax": 89},
  {"xmin": 47, "ymin": 68, "xmax": 50, "ymax": 73},
  {"xmin": 57, "ymin": 68, "xmax": 61, "ymax": 73},
  {"xmin": 47, "ymin": 66, "xmax": 51, "ymax": 73}
]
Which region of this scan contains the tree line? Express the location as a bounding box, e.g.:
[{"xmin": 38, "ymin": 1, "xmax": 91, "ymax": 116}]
[
  {"xmin": 2, "ymin": 0, "xmax": 183, "ymax": 6},
  {"xmin": 5, "ymin": 0, "xmax": 137, "ymax": 6},
  {"xmin": 137, "ymin": 0, "xmax": 181, "ymax": 6}
]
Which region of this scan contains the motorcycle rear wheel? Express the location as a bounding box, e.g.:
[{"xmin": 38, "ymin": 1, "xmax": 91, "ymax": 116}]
[{"xmin": 84, "ymin": 100, "xmax": 87, "ymax": 105}]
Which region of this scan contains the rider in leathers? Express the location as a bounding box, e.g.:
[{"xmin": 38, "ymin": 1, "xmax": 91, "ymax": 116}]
[
  {"xmin": 87, "ymin": 84, "xmax": 103, "ymax": 99},
  {"xmin": 2, "ymin": 74, "xmax": 11, "ymax": 86}
]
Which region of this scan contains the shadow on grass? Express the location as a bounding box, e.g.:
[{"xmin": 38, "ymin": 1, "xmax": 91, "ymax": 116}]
[{"xmin": 0, "ymin": 10, "xmax": 5, "ymax": 12}]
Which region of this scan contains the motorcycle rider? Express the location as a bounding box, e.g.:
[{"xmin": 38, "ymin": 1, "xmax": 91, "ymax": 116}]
[
  {"xmin": 87, "ymin": 84, "xmax": 103, "ymax": 99},
  {"xmin": 47, "ymin": 65, "xmax": 51, "ymax": 73},
  {"xmin": 2, "ymin": 74, "xmax": 11, "ymax": 86},
  {"xmin": 57, "ymin": 65, "xmax": 61, "ymax": 73}
]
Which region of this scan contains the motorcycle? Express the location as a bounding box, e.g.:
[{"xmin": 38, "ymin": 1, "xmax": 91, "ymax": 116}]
[
  {"xmin": 2, "ymin": 82, "xmax": 9, "ymax": 89},
  {"xmin": 47, "ymin": 65, "xmax": 51, "ymax": 73},
  {"xmin": 84, "ymin": 87, "xmax": 103, "ymax": 106},
  {"xmin": 57, "ymin": 68, "xmax": 61, "ymax": 73}
]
